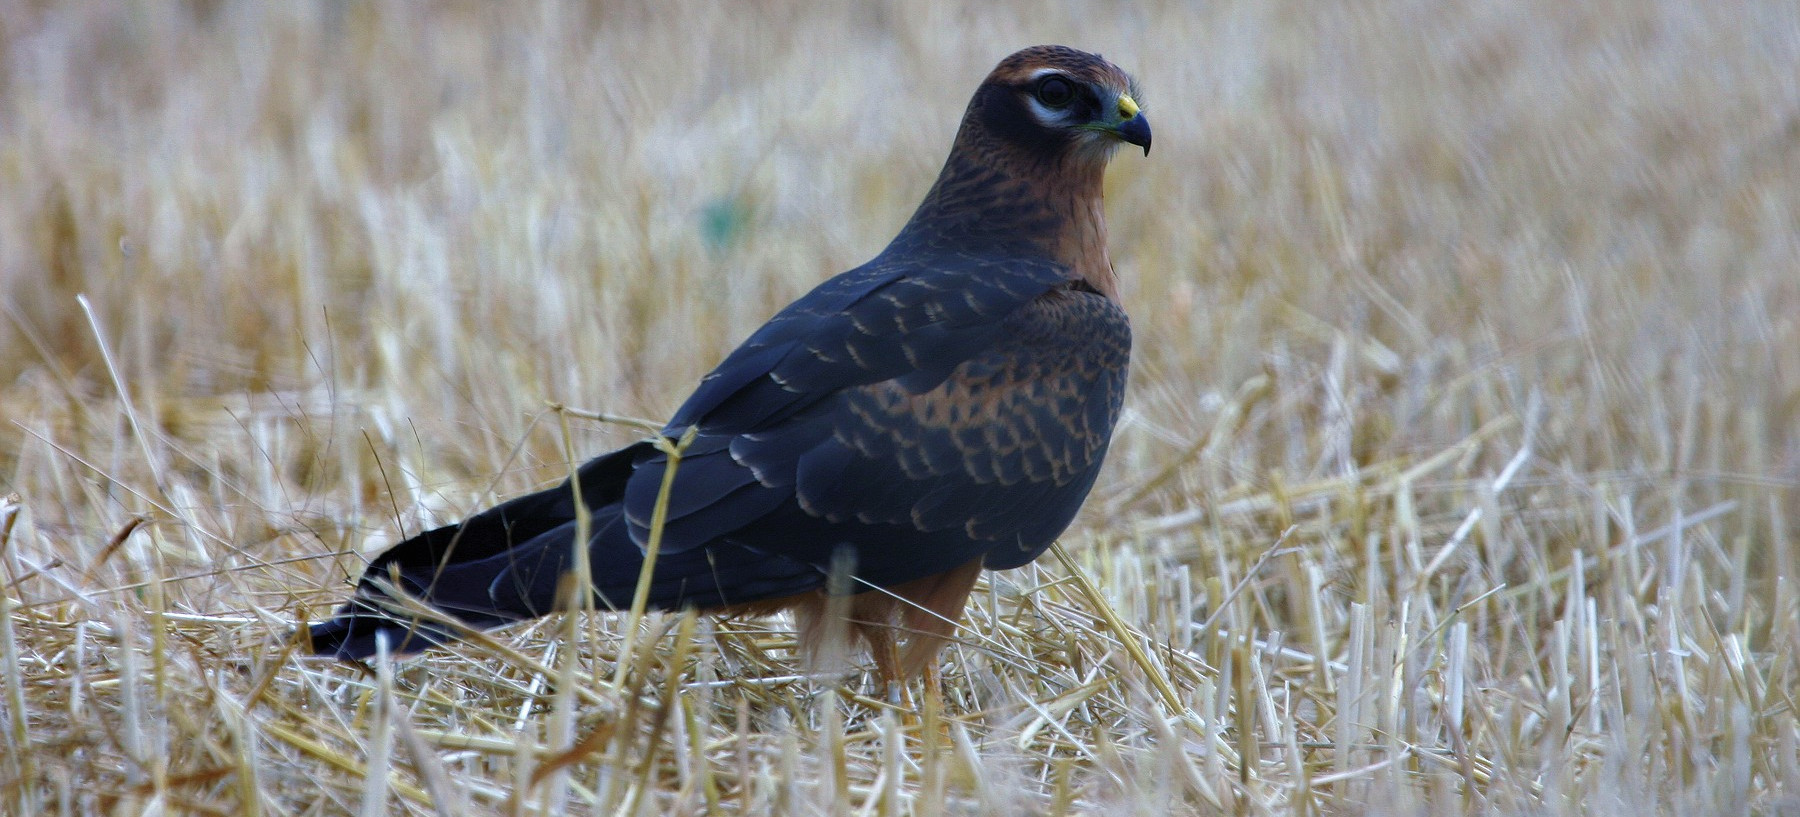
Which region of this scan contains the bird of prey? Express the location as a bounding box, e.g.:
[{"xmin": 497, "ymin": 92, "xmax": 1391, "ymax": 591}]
[{"xmin": 308, "ymin": 45, "xmax": 1150, "ymax": 681}]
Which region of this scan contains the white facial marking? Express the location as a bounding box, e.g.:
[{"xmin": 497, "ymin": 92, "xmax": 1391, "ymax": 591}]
[
  {"xmin": 1025, "ymin": 97, "xmax": 1069, "ymax": 125},
  {"xmin": 1023, "ymin": 70, "xmax": 1074, "ymax": 125}
]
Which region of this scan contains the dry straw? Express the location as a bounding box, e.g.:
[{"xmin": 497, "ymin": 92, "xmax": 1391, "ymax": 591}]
[{"xmin": 3, "ymin": 1, "xmax": 1797, "ymax": 814}]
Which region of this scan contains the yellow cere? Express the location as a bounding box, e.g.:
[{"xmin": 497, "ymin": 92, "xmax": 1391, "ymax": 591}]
[{"xmin": 1117, "ymin": 94, "xmax": 1140, "ymax": 119}]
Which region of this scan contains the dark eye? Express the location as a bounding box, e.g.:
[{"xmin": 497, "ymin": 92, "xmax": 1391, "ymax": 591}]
[{"xmin": 1035, "ymin": 76, "xmax": 1075, "ymax": 108}]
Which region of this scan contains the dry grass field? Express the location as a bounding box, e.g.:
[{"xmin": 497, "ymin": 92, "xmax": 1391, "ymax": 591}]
[{"xmin": 4, "ymin": 1, "xmax": 1799, "ymax": 814}]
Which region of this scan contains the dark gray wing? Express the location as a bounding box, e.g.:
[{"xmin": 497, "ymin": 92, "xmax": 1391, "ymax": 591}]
[{"xmin": 625, "ymin": 280, "xmax": 1129, "ymax": 583}]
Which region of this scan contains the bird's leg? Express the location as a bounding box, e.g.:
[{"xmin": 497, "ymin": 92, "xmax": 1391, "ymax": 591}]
[
  {"xmin": 923, "ymin": 656, "xmax": 944, "ymax": 703},
  {"xmin": 894, "ymin": 558, "xmax": 985, "ymax": 679},
  {"xmin": 847, "ymin": 589, "xmax": 911, "ymax": 706},
  {"xmin": 857, "ymin": 621, "xmax": 909, "ymax": 707},
  {"xmin": 921, "ymin": 658, "xmax": 946, "ymax": 735}
]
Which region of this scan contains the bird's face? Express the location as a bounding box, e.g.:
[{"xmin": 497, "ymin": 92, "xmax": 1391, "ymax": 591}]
[{"xmin": 970, "ymin": 46, "xmax": 1151, "ymax": 166}]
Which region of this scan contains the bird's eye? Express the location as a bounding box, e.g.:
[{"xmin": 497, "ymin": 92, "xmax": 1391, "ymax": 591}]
[{"xmin": 1035, "ymin": 76, "xmax": 1075, "ymax": 108}]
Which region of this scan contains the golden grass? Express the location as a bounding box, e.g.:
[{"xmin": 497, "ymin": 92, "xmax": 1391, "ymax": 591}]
[{"xmin": 4, "ymin": 1, "xmax": 1798, "ymax": 813}]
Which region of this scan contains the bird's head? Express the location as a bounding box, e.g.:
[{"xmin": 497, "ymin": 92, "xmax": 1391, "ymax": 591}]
[
  {"xmin": 897, "ymin": 45, "xmax": 1148, "ymax": 284},
  {"xmin": 964, "ymin": 46, "xmax": 1151, "ymax": 169}
]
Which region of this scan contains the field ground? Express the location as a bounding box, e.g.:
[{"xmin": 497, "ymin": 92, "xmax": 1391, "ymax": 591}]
[{"xmin": 3, "ymin": 1, "xmax": 1798, "ymax": 814}]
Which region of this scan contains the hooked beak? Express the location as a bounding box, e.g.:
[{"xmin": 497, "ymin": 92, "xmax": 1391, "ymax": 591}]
[{"xmin": 1112, "ymin": 93, "xmax": 1151, "ymax": 155}]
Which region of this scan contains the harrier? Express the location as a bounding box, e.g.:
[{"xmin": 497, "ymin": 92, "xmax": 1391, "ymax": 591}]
[{"xmin": 309, "ymin": 45, "xmax": 1150, "ymax": 681}]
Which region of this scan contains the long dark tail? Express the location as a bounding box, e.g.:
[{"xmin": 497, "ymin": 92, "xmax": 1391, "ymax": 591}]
[
  {"xmin": 305, "ymin": 441, "xmax": 826, "ymax": 659},
  {"xmin": 306, "ymin": 443, "xmax": 648, "ymax": 659}
]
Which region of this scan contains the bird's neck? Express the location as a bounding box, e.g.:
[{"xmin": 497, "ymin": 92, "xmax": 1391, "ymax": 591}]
[{"xmin": 894, "ymin": 152, "xmax": 1119, "ymax": 301}]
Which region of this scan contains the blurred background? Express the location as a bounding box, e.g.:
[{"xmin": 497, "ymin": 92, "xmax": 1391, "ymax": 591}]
[
  {"xmin": 3, "ymin": 1, "xmax": 1798, "ymax": 813},
  {"xmin": 5, "ymin": 0, "xmax": 1793, "ymax": 557}
]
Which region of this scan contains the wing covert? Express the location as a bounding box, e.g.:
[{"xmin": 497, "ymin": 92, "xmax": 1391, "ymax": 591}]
[
  {"xmin": 665, "ymin": 249, "xmax": 1074, "ymax": 436},
  {"xmin": 727, "ymin": 286, "xmax": 1130, "ymax": 564}
]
